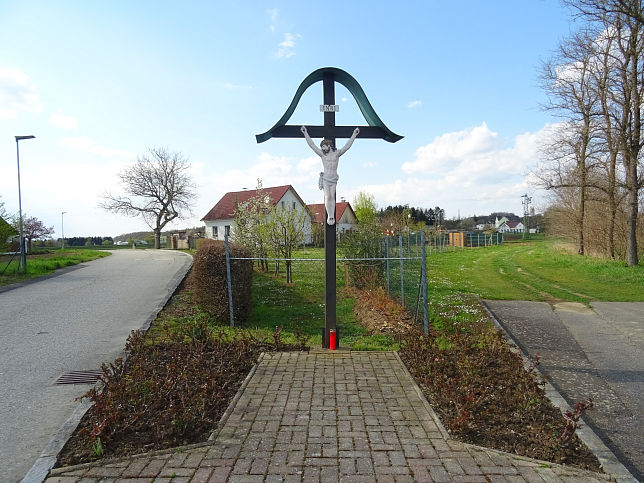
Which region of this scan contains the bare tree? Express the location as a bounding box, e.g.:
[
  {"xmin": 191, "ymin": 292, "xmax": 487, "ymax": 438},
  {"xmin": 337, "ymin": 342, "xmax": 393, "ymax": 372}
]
[
  {"xmin": 101, "ymin": 147, "xmax": 196, "ymax": 249},
  {"xmin": 539, "ymin": 30, "xmax": 602, "ymax": 254},
  {"xmin": 18, "ymin": 215, "xmax": 55, "ymax": 251},
  {"xmin": 232, "ymin": 180, "xmax": 272, "ymax": 272},
  {"xmin": 0, "ymin": 196, "xmax": 9, "ymax": 220},
  {"xmin": 560, "ymin": 0, "xmax": 643, "ymax": 265},
  {"xmin": 264, "ymin": 205, "xmax": 309, "ymax": 284}
]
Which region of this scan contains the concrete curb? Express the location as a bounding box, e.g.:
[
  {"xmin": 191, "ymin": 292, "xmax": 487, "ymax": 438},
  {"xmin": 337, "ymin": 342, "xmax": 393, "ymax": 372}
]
[
  {"xmin": 0, "ymin": 262, "xmax": 86, "ymax": 294},
  {"xmin": 393, "ymin": 351, "xmax": 451, "ymax": 440},
  {"xmin": 207, "ymin": 352, "xmax": 265, "ymax": 443},
  {"xmin": 22, "ymin": 250, "xmax": 193, "ymax": 483},
  {"xmin": 480, "ymin": 300, "xmax": 638, "ymax": 483}
]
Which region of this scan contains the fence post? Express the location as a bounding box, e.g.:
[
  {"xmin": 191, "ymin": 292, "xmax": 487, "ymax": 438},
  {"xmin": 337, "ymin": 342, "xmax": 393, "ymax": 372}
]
[
  {"xmin": 399, "ymin": 235, "xmax": 404, "ymax": 306},
  {"xmin": 385, "ymin": 235, "xmax": 390, "ymax": 296},
  {"xmin": 224, "ymin": 233, "xmax": 235, "ymax": 327},
  {"xmin": 421, "ymin": 229, "xmax": 428, "ymax": 334}
]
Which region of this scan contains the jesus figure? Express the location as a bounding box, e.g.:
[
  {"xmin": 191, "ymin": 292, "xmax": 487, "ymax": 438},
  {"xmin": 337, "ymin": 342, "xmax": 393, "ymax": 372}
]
[{"xmin": 301, "ymin": 125, "xmax": 360, "ymax": 225}]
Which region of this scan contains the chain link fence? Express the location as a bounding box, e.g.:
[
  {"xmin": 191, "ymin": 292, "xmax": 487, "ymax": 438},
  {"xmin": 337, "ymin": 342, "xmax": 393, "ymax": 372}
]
[{"xmin": 223, "ymin": 230, "xmax": 504, "ymax": 333}]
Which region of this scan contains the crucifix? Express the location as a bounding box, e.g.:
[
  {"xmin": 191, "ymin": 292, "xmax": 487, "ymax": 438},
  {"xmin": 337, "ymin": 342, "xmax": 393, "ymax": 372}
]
[{"xmin": 256, "ymin": 67, "xmax": 402, "ymax": 348}]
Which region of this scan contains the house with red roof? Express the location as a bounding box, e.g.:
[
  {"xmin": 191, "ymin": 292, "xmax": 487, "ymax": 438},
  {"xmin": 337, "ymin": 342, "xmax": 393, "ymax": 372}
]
[
  {"xmin": 497, "ymin": 220, "xmax": 524, "ymax": 233},
  {"xmin": 201, "ymin": 185, "xmax": 313, "ymax": 243},
  {"xmin": 306, "ymin": 201, "xmax": 358, "ymax": 234}
]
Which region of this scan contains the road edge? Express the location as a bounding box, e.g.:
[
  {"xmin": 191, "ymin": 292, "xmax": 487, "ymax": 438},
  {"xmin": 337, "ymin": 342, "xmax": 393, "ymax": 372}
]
[
  {"xmin": 21, "ymin": 250, "xmax": 193, "ymax": 483},
  {"xmin": 480, "ymin": 300, "xmax": 638, "ymax": 483}
]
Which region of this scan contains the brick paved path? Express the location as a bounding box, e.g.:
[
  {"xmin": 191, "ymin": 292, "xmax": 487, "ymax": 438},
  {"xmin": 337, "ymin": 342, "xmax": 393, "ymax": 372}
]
[{"xmin": 47, "ymin": 351, "xmax": 612, "ymax": 482}]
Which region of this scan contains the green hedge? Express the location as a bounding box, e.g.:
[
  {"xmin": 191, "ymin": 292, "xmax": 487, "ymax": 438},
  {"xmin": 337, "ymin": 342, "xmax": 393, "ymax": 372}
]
[{"xmin": 192, "ymin": 239, "xmax": 253, "ymax": 324}]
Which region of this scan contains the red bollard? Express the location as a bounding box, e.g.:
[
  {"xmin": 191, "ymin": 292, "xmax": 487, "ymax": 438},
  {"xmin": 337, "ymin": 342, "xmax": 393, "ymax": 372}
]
[{"xmin": 329, "ymin": 329, "xmax": 337, "ymax": 350}]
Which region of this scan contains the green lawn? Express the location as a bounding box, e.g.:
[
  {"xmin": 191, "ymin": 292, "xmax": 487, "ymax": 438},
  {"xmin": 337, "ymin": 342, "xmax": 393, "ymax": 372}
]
[
  {"xmin": 245, "ymin": 247, "xmax": 395, "ymax": 349},
  {"xmin": 0, "ymin": 250, "xmax": 110, "ymax": 286},
  {"xmin": 426, "ymin": 238, "xmax": 644, "ymax": 302},
  {"xmin": 149, "ymin": 237, "xmax": 644, "ymax": 352},
  {"xmin": 242, "ymin": 238, "xmax": 644, "ymax": 349}
]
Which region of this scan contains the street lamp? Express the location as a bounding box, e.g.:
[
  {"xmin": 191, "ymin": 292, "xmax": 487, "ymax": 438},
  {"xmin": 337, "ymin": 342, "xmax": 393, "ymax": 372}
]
[
  {"xmin": 15, "ymin": 135, "xmax": 35, "ymax": 273},
  {"xmin": 61, "ymin": 211, "xmax": 67, "ymax": 250}
]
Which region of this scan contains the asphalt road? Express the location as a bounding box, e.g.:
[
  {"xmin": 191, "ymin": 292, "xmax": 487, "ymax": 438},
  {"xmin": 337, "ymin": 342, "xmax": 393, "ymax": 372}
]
[
  {"xmin": 0, "ymin": 249, "xmax": 192, "ymax": 483},
  {"xmin": 483, "ymin": 300, "xmax": 644, "ymax": 482}
]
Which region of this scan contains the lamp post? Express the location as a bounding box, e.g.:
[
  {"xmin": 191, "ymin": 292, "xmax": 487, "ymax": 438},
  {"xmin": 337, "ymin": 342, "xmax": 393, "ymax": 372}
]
[
  {"xmin": 61, "ymin": 211, "xmax": 67, "ymax": 250},
  {"xmin": 15, "ymin": 135, "xmax": 35, "ymax": 273}
]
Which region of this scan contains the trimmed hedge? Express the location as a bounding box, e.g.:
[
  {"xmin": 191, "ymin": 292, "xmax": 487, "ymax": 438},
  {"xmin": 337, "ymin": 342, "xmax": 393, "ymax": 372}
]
[{"xmin": 192, "ymin": 239, "xmax": 253, "ymax": 324}]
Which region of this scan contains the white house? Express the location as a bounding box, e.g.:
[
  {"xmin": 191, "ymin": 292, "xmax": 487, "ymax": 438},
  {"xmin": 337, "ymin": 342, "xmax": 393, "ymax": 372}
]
[
  {"xmin": 497, "ymin": 220, "xmax": 524, "ymax": 233},
  {"xmin": 306, "ymin": 201, "xmax": 358, "ymax": 234},
  {"xmin": 494, "ymin": 216, "xmax": 509, "ymax": 229},
  {"xmin": 201, "ymin": 185, "xmax": 313, "ymax": 244}
]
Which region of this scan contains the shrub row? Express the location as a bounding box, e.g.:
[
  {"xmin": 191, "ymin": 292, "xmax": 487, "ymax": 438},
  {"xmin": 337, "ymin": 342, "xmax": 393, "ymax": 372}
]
[{"xmin": 191, "ymin": 239, "xmax": 252, "ymax": 324}]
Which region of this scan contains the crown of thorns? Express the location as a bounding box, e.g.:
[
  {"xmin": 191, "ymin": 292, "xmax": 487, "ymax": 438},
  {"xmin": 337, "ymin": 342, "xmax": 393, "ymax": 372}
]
[{"xmin": 320, "ymin": 139, "xmax": 334, "ymax": 149}]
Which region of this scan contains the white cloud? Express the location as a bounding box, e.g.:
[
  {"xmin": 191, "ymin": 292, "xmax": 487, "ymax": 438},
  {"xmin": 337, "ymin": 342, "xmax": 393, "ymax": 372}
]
[
  {"xmin": 196, "ymin": 152, "xmax": 322, "ymax": 220},
  {"xmin": 0, "ymin": 66, "xmax": 42, "ymax": 120},
  {"xmin": 223, "ymin": 82, "xmax": 253, "ymax": 90},
  {"xmin": 267, "ymin": 8, "xmax": 278, "ymax": 31},
  {"xmin": 275, "ymin": 33, "xmax": 300, "ymax": 59},
  {"xmin": 59, "ymin": 136, "xmax": 133, "ymax": 158},
  {"xmin": 350, "ymin": 123, "xmax": 553, "ymax": 217},
  {"xmin": 406, "ymin": 100, "xmax": 422, "ymax": 108},
  {"xmin": 402, "ymin": 123, "xmax": 500, "ymax": 175},
  {"xmin": 49, "ymin": 110, "xmax": 78, "ymax": 129}
]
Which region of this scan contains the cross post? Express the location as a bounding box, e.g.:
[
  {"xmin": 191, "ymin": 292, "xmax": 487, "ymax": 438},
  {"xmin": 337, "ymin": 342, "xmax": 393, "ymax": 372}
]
[
  {"xmin": 255, "ymin": 67, "xmax": 402, "ymax": 350},
  {"xmin": 322, "ymin": 72, "xmax": 336, "ymax": 348}
]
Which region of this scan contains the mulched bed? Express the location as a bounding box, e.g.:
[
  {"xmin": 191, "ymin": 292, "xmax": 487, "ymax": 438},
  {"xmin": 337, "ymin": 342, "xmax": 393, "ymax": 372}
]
[
  {"xmin": 56, "ymin": 322, "xmax": 305, "ymax": 467},
  {"xmin": 56, "ymin": 278, "xmax": 601, "ymax": 473},
  {"xmin": 351, "ymin": 287, "xmax": 602, "ymax": 472}
]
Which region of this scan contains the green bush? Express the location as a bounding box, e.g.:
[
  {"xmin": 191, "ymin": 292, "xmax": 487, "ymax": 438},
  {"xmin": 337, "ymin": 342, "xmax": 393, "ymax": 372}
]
[
  {"xmin": 192, "ymin": 239, "xmax": 253, "ymax": 324},
  {"xmin": 340, "ymin": 222, "xmax": 385, "ymax": 289}
]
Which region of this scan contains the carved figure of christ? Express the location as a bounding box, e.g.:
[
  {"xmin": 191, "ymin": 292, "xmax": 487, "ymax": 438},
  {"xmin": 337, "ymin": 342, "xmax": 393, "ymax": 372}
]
[{"xmin": 301, "ymin": 125, "xmax": 360, "ymax": 225}]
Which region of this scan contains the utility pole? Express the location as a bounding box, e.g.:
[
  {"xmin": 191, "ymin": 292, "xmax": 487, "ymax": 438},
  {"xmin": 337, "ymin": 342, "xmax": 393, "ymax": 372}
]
[{"xmin": 521, "ymin": 194, "xmax": 531, "ymax": 240}]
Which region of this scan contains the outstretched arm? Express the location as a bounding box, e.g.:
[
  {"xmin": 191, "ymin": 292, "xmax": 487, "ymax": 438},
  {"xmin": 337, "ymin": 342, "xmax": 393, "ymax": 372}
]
[
  {"xmin": 301, "ymin": 126, "xmax": 323, "ymax": 157},
  {"xmin": 337, "ymin": 127, "xmax": 360, "ymax": 156}
]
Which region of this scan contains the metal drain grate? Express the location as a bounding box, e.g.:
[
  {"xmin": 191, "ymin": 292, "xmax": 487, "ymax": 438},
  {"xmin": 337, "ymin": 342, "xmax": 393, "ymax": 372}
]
[{"xmin": 54, "ymin": 370, "xmax": 103, "ymax": 385}]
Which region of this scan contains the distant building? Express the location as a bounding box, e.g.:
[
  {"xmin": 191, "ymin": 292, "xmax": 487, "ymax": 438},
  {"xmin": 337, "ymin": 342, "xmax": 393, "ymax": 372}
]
[
  {"xmin": 201, "ymin": 185, "xmax": 312, "ymax": 244},
  {"xmin": 497, "ymin": 220, "xmax": 524, "ymax": 233},
  {"xmin": 306, "ymin": 201, "xmax": 357, "ymax": 234}
]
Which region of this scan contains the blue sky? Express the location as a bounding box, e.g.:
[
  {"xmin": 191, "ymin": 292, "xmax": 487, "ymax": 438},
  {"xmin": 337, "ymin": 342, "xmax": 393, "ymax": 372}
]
[{"xmin": 1, "ymin": 1, "xmax": 575, "ymax": 237}]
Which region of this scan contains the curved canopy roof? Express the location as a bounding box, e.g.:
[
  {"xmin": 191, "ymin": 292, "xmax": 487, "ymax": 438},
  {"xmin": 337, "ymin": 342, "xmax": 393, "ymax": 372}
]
[{"xmin": 256, "ymin": 67, "xmax": 403, "ymax": 144}]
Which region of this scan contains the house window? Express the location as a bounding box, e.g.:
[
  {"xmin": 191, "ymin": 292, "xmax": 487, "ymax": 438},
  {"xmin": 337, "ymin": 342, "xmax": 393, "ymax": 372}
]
[
  {"xmin": 281, "ymin": 201, "xmax": 285, "ymax": 209},
  {"xmin": 212, "ymin": 226, "xmax": 218, "ymax": 238},
  {"xmin": 292, "ymin": 202, "xmax": 296, "ymax": 210},
  {"xmin": 225, "ymin": 225, "xmax": 231, "ymax": 237}
]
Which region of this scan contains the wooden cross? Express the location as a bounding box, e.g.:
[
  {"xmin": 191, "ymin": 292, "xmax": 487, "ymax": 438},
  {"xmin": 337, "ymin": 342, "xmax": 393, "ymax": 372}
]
[{"xmin": 257, "ymin": 67, "xmax": 402, "ymax": 348}]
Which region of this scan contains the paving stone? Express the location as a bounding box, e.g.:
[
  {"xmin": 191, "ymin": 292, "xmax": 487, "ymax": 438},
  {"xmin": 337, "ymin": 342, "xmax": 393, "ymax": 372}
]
[
  {"xmin": 207, "ymin": 466, "xmax": 232, "ymax": 481},
  {"xmin": 120, "ymin": 458, "xmax": 148, "ymax": 477},
  {"xmin": 47, "ymin": 352, "xmax": 614, "ymax": 483},
  {"xmin": 83, "ymin": 466, "xmax": 123, "ymax": 478},
  {"xmin": 158, "ymin": 467, "xmax": 195, "ymax": 478}
]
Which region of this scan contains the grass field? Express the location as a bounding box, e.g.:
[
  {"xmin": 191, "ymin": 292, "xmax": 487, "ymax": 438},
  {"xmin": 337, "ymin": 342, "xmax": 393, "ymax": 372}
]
[
  {"xmin": 246, "ymin": 247, "xmax": 396, "ymax": 349},
  {"xmin": 0, "ymin": 249, "xmax": 110, "ymax": 286},
  {"xmin": 222, "ymin": 238, "xmax": 644, "ymax": 348},
  {"xmin": 425, "ymin": 238, "xmax": 644, "ymax": 303}
]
